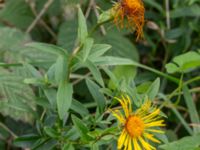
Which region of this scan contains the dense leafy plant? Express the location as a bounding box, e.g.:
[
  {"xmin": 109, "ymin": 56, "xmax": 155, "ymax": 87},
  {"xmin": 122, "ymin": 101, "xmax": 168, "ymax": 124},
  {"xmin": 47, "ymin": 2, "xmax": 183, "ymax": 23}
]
[{"xmin": 0, "ymin": 0, "xmax": 200, "ymax": 150}]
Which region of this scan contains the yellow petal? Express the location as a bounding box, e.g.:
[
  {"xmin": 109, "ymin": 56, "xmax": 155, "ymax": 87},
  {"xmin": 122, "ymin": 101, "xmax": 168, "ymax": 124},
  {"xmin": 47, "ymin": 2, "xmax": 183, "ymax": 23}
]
[
  {"xmin": 138, "ymin": 137, "xmax": 156, "ymax": 150},
  {"xmin": 145, "ymin": 129, "xmax": 164, "ymax": 134},
  {"xmin": 115, "ymin": 97, "xmax": 130, "ymax": 117},
  {"xmin": 118, "ymin": 129, "xmax": 127, "ymax": 149},
  {"xmin": 142, "ymin": 109, "xmax": 160, "ymax": 121},
  {"xmin": 144, "ymin": 133, "xmax": 161, "ymax": 143},
  {"xmin": 133, "ymin": 138, "xmax": 141, "ymax": 150},
  {"xmin": 128, "ymin": 137, "xmax": 132, "ymax": 150},
  {"xmin": 145, "ymin": 120, "xmax": 165, "ymax": 128},
  {"xmin": 124, "ymin": 135, "xmax": 130, "ymax": 150},
  {"xmin": 112, "ymin": 110, "xmax": 125, "ymax": 124}
]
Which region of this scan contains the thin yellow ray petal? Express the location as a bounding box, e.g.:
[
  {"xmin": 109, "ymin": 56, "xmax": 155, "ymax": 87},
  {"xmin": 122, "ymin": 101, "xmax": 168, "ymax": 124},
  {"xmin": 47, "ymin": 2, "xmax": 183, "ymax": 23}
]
[
  {"xmin": 144, "ymin": 133, "xmax": 161, "ymax": 143},
  {"xmin": 133, "ymin": 138, "xmax": 141, "ymax": 150},
  {"xmin": 128, "ymin": 136, "xmax": 132, "ymax": 150},
  {"xmin": 118, "ymin": 129, "xmax": 127, "ymax": 149},
  {"xmin": 136, "ymin": 101, "xmax": 151, "ymax": 117},
  {"xmin": 124, "ymin": 135, "xmax": 130, "ymax": 150},
  {"xmin": 112, "ymin": 110, "xmax": 125, "ymax": 124},
  {"xmin": 125, "ymin": 95, "xmax": 132, "ymax": 113},
  {"xmin": 145, "ymin": 120, "xmax": 165, "ymax": 128},
  {"xmin": 115, "ymin": 97, "xmax": 130, "ymax": 117},
  {"xmin": 143, "ymin": 116, "xmax": 162, "ymax": 124},
  {"xmin": 122, "ymin": 95, "xmax": 130, "ymax": 117},
  {"xmin": 145, "ymin": 129, "xmax": 165, "ymax": 134},
  {"xmin": 142, "ymin": 109, "xmax": 160, "ymax": 120},
  {"xmin": 138, "ymin": 137, "xmax": 156, "ymax": 150}
]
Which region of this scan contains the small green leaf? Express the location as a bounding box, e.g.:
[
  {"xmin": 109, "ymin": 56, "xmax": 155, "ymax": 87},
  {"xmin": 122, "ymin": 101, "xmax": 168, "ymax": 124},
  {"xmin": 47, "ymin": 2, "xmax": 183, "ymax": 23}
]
[
  {"xmin": 71, "ymin": 115, "xmax": 92, "ymax": 141},
  {"xmin": 23, "ymin": 63, "xmax": 42, "ymax": 78},
  {"xmin": 44, "ymin": 127, "xmax": 59, "ymax": 138},
  {"xmin": 170, "ymin": 4, "xmax": 200, "ymax": 18},
  {"xmin": 70, "ymin": 99, "xmax": 89, "ymax": 117},
  {"xmin": 62, "ymin": 143, "xmax": 75, "ymax": 150},
  {"xmin": 85, "ymin": 60, "xmax": 104, "ymax": 87},
  {"xmin": 77, "ymin": 6, "xmax": 88, "ymax": 44},
  {"xmin": 57, "ymin": 19, "xmax": 77, "ymax": 53},
  {"xmin": 88, "ymin": 44, "xmax": 111, "ymax": 60},
  {"xmin": 55, "ymin": 56, "xmax": 68, "ymax": 84},
  {"xmin": 146, "ymin": 78, "xmax": 160, "ymax": 100},
  {"xmin": 86, "ymin": 79, "xmax": 106, "ymax": 113},
  {"xmin": 82, "ymin": 37, "xmax": 94, "ymax": 62},
  {"xmin": 57, "ymin": 82, "xmax": 73, "ymax": 120},
  {"xmin": 98, "ymin": 9, "xmax": 113, "ymax": 24},
  {"xmin": 44, "ymin": 88, "xmax": 57, "ymax": 109},
  {"xmin": 14, "ymin": 134, "xmax": 39, "ymax": 148},
  {"xmin": 160, "ymin": 134, "xmax": 200, "ymax": 150},
  {"xmin": 165, "ymin": 51, "xmax": 200, "ymax": 73},
  {"xmin": 183, "ymin": 85, "xmax": 200, "ymax": 134},
  {"xmin": 0, "ymin": 0, "xmax": 34, "ymax": 29},
  {"xmin": 26, "ymin": 42, "xmax": 67, "ymax": 56}
]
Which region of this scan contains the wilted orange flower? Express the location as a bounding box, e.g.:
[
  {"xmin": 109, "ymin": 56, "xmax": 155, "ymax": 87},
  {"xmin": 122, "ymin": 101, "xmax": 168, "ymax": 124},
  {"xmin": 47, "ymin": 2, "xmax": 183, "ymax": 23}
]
[
  {"xmin": 111, "ymin": 95, "xmax": 165, "ymax": 150},
  {"xmin": 113, "ymin": 0, "xmax": 145, "ymax": 40}
]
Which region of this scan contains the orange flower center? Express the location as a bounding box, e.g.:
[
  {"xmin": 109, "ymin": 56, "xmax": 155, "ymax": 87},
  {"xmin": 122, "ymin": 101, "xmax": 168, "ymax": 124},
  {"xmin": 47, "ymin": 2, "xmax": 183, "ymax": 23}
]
[
  {"xmin": 124, "ymin": 0, "xmax": 142, "ymax": 9},
  {"xmin": 125, "ymin": 115, "xmax": 144, "ymax": 138}
]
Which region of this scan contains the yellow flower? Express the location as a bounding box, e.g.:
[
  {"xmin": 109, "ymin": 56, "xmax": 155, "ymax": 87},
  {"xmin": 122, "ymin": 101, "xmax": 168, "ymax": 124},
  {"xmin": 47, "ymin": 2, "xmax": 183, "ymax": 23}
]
[
  {"xmin": 112, "ymin": 0, "xmax": 145, "ymax": 40},
  {"xmin": 111, "ymin": 95, "xmax": 165, "ymax": 150}
]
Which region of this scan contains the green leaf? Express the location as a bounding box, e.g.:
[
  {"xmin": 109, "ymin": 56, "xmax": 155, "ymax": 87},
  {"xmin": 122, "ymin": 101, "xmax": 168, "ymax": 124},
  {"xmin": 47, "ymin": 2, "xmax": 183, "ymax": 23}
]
[
  {"xmin": 77, "ymin": 6, "xmax": 88, "ymax": 44},
  {"xmin": 100, "ymin": 32, "xmax": 139, "ymax": 61},
  {"xmin": 57, "ymin": 82, "xmax": 73, "ymax": 120},
  {"xmin": 44, "ymin": 88, "xmax": 57, "ymax": 109},
  {"xmin": 183, "ymin": 85, "xmax": 200, "ymax": 134},
  {"xmin": 170, "ymin": 4, "xmax": 200, "ymax": 18},
  {"xmin": 0, "ymin": 0, "xmax": 34, "ymax": 29},
  {"xmin": 88, "ymin": 44, "xmax": 111, "ymax": 60},
  {"xmin": 0, "ymin": 27, "xmax": 30, "ymax": 52},
  {"xmin": 71, "ymin": 115, "xmax": 92, "ymax": 141},
  {"xmin": 143, "ymin": 0, "xmax": 164, "ymax": 13},
  {"xmin": 70, "ymin": 99, "xmax": 89, "ymax": 117},
  {"xmin": 86, "ymin": 79, "xmax": 106, "ymax": 113},
  {"xmin": 57, "ymin": 19, "xmax": 77, "ymax": 53},
  {"xmin": 0, "ymin": 69, "xmax": 36, "ymax": 122},
  {"xmin": 112, "ymin": 65, "xmax": 137, "ymax": 84},
  {"xmin": 84, "ymin": 60, "xmax": 104, "ymax": 87},
  {"xmin": 98, "ymin": 9, "xmax": 113, "ymax": 24},
  {"xmin": 165, "ymin": 51, "xmax": 200, "ymax": 73},
  {"xmin": 62, "ymin": 143, "xmax": 75, "ymax": 150},
  {"xmin": 159, "ymin": 94, "xmax": 193, "ymax": 135},
  {"xmin": 14, "ymin": 134, "xmax": 39, "ymax": 148},
  {"xmin": 94, "ymin": 56, "xmax": 135, "ymax": 66},
  {"xmin": 23, "ymin": 63, "xmax": 42, "ymax": 78},
  {"xmin": 81, "ymin": 37, "xmax": 94, "ymax": 62},
  {"xmin": 44, "ymin": 127, "xmax": 59, "ymax": 138},
  {"xmin": 54, "ymin": 56, "xmax": 69, "ymax": 84},
  {"xmin": 26, "ymin": 42, "xmax": 67, "ymax": 56},
  {"xmin": 146, "ymin": 78, "xmax": 160, "ymax": 100},
  {"xmin": 160, "ymin": 134, "xmax": 200, "ymax": 150}
]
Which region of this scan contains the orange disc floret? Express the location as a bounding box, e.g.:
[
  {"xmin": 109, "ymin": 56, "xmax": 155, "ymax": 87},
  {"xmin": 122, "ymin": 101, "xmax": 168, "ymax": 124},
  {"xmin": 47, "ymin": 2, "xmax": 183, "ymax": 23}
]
[{"xmin": 113, "ymin": 0, "xmax": 145, "ymax": 40}]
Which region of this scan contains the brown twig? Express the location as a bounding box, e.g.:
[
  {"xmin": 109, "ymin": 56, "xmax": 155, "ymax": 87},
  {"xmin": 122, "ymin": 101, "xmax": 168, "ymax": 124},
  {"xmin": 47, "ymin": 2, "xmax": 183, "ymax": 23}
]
[
  {"xmin": 84, "ymin": 0, "xmax": 107, "ymax": 35},
  {"xmin": 26, "ymin": 0, "xmax": 54, "ymax": 33}
]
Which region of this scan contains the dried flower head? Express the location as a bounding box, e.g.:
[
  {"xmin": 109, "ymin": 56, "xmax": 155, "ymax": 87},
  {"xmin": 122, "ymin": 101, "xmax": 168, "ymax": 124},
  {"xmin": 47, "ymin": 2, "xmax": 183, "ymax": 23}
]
[
  {"xmin": 111, "ymin": 95, "xmax": 165, "ymax": 150},
  {"xmin": 113, "ymin": 0, "xmax": 145, "ymax": 40}
]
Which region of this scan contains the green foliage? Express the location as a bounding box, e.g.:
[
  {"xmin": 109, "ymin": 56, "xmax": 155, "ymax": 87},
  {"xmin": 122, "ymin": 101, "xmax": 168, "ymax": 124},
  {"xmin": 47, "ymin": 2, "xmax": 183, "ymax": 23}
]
[
  {"xmin": 166, "ymin": 51, "xmax": 200, "ymax": 73},
  {"xmin": 0, "ymin": 0, "xmax": 34, "ymax": 29},
  {"xmin": 160, "ymin": 134, "xmax": 200, "ymax": 150}
]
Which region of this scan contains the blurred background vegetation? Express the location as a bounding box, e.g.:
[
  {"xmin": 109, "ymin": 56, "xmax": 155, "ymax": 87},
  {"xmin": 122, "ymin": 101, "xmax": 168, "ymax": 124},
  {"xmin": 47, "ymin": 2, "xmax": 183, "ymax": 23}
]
[{"xmin": 0, "ymin": 0, "xmax": 200, "ymax": 149}]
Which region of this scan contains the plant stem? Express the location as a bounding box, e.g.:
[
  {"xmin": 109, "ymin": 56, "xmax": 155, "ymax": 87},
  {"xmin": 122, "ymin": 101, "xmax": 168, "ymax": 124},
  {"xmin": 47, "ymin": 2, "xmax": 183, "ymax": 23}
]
[{"xmin": 0, "ymin": 122, "xmax": 17, "ymax": 138}]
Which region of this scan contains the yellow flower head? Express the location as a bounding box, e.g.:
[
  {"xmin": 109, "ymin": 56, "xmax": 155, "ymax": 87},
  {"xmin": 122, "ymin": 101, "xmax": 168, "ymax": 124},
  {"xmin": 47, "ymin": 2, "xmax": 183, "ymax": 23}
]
[
  {"xmin": 112, "ymin": 0, "xmax": 145, "ymax": 40},
  {"xmin": 111, "ymin": 95, "xmax": 165, "ymax": 150}
]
